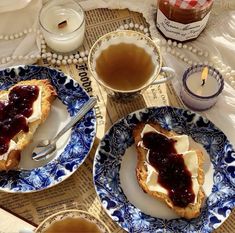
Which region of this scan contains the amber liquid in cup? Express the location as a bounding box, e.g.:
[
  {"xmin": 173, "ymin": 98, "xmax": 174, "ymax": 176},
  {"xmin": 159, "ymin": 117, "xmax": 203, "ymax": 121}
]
[
  {"xmin": 95, "ymin": 43, "xmax": 155, "ymax": 92},
  {"xmin": 44, "ymin": 217, "xmax": 102, "ymax": 233}
]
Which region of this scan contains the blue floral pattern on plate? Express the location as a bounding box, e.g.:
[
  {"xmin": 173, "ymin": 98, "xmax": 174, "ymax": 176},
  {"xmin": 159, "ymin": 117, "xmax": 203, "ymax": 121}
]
[
  {"xmin": 93, "ymin": 106, "xmax": 235, "ymax": 233},
  {"xmin": 0, "ymin": 65, "xmax": 96, "ymax": 193}
]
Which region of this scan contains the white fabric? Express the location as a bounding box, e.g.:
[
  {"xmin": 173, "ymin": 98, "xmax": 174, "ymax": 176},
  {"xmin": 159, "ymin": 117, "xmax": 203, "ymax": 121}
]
[
  {"xmin": 151, "ymin": 0, "xmax": 235, "ymax": 146},
  {"xmin": 80, "ymin": 0, "xmax": 235, "ymax": 145},
  {"xmin": 0, "ymin": 0, "xmax": 234, "ymax": 146},
  {"xmin": 0, "ymin": 0, "xmax": 42, "ymax": 68},
  {"xmin": 0, "ymin": 0, "xmax": 32, "ymax": 13}
]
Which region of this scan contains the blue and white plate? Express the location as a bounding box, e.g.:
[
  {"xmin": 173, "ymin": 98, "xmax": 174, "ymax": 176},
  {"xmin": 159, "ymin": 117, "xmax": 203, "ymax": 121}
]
[
  {"xmin": 0, "ymin": 65, "xmax": 96, "ymax": 193},
  {"xmin": 93, "ymin": 106, "xmax": 235, "ymax": 233}
]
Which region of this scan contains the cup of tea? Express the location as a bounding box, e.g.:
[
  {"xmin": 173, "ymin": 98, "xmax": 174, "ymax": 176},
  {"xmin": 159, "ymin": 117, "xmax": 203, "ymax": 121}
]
[
  {"xmin": 88, "ymin": 30, "xmax": 175, "ymax": 101},
  {"xmin": 20, "ymin": 210, "xmax": 110, "ymax": 233}
]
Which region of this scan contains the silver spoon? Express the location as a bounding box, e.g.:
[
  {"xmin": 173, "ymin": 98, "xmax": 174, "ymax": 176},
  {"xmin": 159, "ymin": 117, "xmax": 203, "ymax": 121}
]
[{"xmin": 31, "ymin": 97, "xmax": 97, "ymax": 161}]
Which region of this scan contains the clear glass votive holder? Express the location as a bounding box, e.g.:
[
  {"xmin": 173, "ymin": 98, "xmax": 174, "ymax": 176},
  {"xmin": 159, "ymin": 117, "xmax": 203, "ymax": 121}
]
[
  {"xmin": 39, "ymin": 0, "xmax": 85, "ymax": 53},
  {"xmin": 180, "ymin": 64, "xmax": 224, "ymax": 111}
]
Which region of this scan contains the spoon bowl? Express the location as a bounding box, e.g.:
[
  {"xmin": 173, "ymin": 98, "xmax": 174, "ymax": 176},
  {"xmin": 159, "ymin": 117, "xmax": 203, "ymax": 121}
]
[{"xmin": 31, "ymin": 97, "xmax": 97, "ymax": 161}]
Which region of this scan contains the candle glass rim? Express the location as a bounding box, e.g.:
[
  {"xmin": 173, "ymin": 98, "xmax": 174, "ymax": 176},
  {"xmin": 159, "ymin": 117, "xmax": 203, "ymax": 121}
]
[
  {"xmin": 39, "ymin": 0, "xmax": 85, "ymax": 37},
  {"xmin": 182, "ymin": 64, "xmax": 224, "ymax": 99}
]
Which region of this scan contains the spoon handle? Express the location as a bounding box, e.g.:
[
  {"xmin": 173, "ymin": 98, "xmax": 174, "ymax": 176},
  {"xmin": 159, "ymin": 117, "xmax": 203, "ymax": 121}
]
[{"xmin": 51, "ymin": 97, "xmax": 97, "ymax": 144}]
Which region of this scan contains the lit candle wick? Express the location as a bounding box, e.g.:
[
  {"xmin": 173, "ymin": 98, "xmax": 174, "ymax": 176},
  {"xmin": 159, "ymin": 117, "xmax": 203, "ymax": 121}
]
[{"xmin": 201, "ymin": 67, "xmax": 208, "ymax": 86}]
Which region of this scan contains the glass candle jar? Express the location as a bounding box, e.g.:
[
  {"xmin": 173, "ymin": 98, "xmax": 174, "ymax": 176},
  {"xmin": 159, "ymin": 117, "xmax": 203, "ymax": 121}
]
[
  {"xmin": 156, "ymin": 0, "xmax": 213, "ymax": 41},
  {"xmin": 39, "ymin": 0, "xmax": 85, "ymax": 53},
  {"xmin": 180, "ymin": 65, "xmax": 224, "ymax": 111}
]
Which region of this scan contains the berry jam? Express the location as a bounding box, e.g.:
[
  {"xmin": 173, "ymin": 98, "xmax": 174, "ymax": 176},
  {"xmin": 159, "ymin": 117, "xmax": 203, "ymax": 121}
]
[
  {"xmin": 0, "ymin": 85, "xmax": 39, "ymax": 155},
  {"xmin": 143, "ymin": 131, "xmax": 195, "ymax": 207}
]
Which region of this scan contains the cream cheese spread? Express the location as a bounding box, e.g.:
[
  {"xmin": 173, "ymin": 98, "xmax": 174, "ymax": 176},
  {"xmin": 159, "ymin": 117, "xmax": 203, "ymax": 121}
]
[
  {"xmin": 0, "ymin": 140, "xmax": 17, "ymax": 160},
  {"xmin": 140, "ymin": 124, "xmax": 199, "ymax": 204},
  {"xmin": 27, "ymin": 87, "xmax": 42, "ymax": 122}
]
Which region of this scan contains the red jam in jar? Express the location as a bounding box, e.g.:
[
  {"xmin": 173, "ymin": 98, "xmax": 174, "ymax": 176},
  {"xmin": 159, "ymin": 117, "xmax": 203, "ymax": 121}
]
[{"xmin": 156, "ymin": 0, "xmax": 213, "ymax": 41}]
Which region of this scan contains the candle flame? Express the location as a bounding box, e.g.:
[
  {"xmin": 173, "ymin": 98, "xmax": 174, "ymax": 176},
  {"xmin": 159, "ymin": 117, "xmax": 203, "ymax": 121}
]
[{"xmin": 201, "ymin": 67, "xmax": 208, "ymax": 86}]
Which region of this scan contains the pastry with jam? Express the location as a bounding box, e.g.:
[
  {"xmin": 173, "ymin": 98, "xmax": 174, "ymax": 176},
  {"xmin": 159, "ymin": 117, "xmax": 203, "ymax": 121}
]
[
  {"xmin": 133, "ymin": 123, "xmax": 205, "ymax": 219},
  {"xmin": 0, "ymin": 79, "xmax": 57, "ymax": 171}
]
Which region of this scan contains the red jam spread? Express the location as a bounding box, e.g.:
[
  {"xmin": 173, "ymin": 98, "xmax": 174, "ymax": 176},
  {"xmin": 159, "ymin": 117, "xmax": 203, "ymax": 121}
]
[
  {"xmin": 143, "ymin": 131, "xmax": 195, "ymax": 207},
  {"xmin": 0, "ymin": 85, "xmax": 39, "ymax": 155},
  {"xmin": 156, "ymin": 0, "xmax": 213, "ymax": 41}
]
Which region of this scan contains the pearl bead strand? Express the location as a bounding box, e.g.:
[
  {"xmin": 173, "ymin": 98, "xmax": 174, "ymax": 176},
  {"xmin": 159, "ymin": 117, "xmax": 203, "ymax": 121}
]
[
  {"xmin": 0, "ymin": 22, "xmax": 149, "ymax": 66},
  {"xmin": 0, "ymin": 23, "xmax": 233, "ymax": 89},
  {"xmin": 40, "ymin": 36, "xmax": 89, "ymax": 66},
  {"xmin": 41, "ymin": 22, "xmax": 150, "ymax": 66},
  {"xmin": 118, "ymin": 22, "xmax": 150, "ymax": 37},
  {"xmin": 0, "ymin": 27, "xmax": 36, "ymax": 41},
  {"xmin": 0, "ymin": 29, "xmax": 42, "ymax": 65},
  {"xmin": 160, "ymin": 38, "xmax": 235, "ymax": 89}
]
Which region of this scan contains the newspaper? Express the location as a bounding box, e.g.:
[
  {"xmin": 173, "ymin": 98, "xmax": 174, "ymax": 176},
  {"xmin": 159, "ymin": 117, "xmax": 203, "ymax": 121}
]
[{"xmin": 0, "ymin": 8, "xmax": 234, "ymax": 233}]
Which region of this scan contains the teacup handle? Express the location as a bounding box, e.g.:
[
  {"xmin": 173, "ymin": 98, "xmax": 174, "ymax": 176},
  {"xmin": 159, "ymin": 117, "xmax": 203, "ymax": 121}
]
[{"xmin": 152, "ymin": 67, "xmax": 175, "ymax": 85}]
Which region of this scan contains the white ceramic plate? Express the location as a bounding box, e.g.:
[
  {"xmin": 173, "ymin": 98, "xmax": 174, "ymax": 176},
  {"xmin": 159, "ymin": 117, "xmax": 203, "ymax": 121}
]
[
  {"xmin": 0, "ymin": 65, "xmax": 96, "ymax": 193},
  {"xmin": 94, "ymin": 106, "xmax": 235, "ymax": 233}
]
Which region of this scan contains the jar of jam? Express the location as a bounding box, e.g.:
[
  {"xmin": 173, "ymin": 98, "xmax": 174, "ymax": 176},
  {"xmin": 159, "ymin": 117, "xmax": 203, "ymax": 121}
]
[{"xmin": 156, "ymin": 0, "xmax": 213, "ymax": 41}]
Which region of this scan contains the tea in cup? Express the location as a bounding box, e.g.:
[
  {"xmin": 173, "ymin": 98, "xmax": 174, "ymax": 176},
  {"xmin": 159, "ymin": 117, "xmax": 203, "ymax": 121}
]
[
  {"xmin": 88, "ymin": 30, "xmax": 175, "ymax": 100},
  {"xmin": 20, "ymin": 210, "xmax": 110, "ymax": 233}
]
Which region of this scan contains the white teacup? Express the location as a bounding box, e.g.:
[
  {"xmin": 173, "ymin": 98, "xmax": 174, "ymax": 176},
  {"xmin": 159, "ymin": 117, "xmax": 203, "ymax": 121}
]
[
  {"xmin": 88, "ymin": 30, "xmax": 175, "ymax": 101},
  {"xmin": 20, "ymin": 210, "xmax": 110, "ymax": 233}
]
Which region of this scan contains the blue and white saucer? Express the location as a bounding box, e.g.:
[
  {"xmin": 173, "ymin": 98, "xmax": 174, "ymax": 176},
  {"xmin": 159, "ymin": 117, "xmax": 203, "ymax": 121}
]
[
  {"xmin": 0, "ymin": 65, "xmax": 96, "ymax": 193},
  {"xmin": 93, "ymin": 106, "xmax": 235, "ymax": 233}
]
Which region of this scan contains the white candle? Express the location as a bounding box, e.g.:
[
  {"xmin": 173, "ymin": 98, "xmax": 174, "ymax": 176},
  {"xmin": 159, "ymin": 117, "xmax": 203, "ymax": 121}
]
[
  {"xmin": 186, "ymin": 72, "xmax": 219, "ymax": 97},
  {"xmin": 181, "ymin": 65, "xmax": 224, "ymax": 111},
  {"xmin": 39, "ymin": 0, "xmax": 85, "ymax": 53}
]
